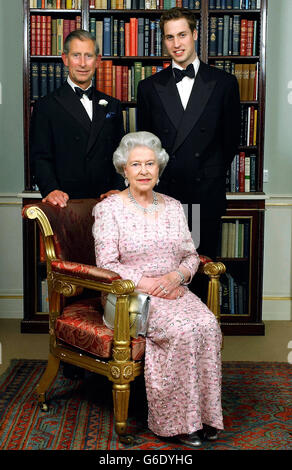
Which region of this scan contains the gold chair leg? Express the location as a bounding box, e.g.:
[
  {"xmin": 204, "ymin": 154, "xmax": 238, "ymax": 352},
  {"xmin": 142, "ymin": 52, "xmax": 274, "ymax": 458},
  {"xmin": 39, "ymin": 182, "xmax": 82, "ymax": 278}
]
[
  {"xmin": 112, "ymin": 382, "xmax": 136, "ymax": 444},
  {"xmin": 36, "ymin": 353, "xmax": 60, "ymax": 411}
]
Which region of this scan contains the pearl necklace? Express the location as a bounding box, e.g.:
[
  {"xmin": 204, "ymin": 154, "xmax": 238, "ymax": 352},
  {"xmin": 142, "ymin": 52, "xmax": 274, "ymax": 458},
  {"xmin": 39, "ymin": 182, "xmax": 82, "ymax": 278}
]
[{"xmin": 128, "ymin": 188, "xmax": 159, "ymax": 214}]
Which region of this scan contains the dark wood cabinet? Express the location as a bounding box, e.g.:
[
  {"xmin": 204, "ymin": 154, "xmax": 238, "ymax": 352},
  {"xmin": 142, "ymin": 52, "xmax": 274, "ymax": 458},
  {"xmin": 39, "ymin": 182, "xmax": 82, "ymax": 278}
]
[{"xmin": 22, "ymin": 0, "xmax": 267, "ymax": 334}]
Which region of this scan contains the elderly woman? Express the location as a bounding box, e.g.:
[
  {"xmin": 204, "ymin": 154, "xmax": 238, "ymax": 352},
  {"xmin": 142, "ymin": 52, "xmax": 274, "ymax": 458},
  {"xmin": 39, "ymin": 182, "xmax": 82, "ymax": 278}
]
[{"xmin": 92, "ymin": 131, "xmax": 223, "ymax": 447}]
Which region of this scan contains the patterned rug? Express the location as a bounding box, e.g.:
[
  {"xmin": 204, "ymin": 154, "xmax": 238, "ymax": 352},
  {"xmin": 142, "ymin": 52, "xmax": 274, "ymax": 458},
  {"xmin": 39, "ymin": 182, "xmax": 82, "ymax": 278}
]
[{"xmin": 0, "ymin": 359, "xmax": 292, "ymax": 450}]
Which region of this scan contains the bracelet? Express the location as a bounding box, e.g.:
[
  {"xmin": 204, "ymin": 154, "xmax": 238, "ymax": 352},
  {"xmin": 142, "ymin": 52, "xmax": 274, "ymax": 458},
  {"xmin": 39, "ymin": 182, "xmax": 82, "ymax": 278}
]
[{"xmin": 175, "ymin": 270, "xmax": 185, "ymax": 285}]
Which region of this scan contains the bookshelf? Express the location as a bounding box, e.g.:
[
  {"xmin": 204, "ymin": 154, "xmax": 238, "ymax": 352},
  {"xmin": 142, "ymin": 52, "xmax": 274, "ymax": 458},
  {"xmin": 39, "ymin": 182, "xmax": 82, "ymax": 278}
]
[{"xmin": 22, "ymin": 0, "xmax": 267, "ymax": 334}]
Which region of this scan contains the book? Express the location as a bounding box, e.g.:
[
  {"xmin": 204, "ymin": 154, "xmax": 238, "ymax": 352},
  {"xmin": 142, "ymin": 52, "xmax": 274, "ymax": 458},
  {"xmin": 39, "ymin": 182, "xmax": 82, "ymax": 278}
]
[
  {"xmin": 221, "ymin": 222, "xmax": 229, "ymax": 257},
  {"xmin": 134, "ymin": 61, "xmax": 142, "ymax": 101},
  {"xmin": 248, "ymin": 63, "xmax": 256, "ymax": 100},
  {"xmin": 220, "ymin": 273, "xmax": 230, "ymax": 315},
  {"xmin": 217, "ymin": 17, "xmax": 223, "ymax": 56},
  {"xmin": 250, "ymin": 154, "xmax": 257, "ymax": 191},
  {"xmin": 103, "ymin": 18, "xmax": 111, "ymax": 56},
  {"xmin": 239, "ymin": 151, "xmax": 245, "ymax": 192},
  {"xmin": 232, "ymin": 15, "xmax": 241, "ymax": 56},
  {"xmin": 244, "ymin": 155, "xmax": 250, "ymax": 192},
  {"xmin": 241, "ymin": 63, "xmax": 250, "ymax": 100},
  {"xmin": 223, "ymin": 15, "xmax": 229, "ymax": 56},
  {"xmin": 240, "ymin": 19, "xmax": 248, "ymax": 56},
  {"xmin": 234, "ymin": 63, "xmax": 243, "ymax": 98},
  {"xmin": 209, "ymin": 17, "xmax": 217, "ymax": 56}
]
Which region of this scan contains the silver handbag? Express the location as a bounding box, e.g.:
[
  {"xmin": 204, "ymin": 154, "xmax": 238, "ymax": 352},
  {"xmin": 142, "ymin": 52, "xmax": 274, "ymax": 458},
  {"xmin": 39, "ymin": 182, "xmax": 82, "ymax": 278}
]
[{"xmin": 103, "ymin": 291, "xmax": 151, "ymax": 338}]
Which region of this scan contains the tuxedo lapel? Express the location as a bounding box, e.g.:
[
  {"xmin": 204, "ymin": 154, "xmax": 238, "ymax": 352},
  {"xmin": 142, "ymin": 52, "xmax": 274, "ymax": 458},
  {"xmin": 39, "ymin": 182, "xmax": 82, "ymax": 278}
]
[
  {"xmin": 153, "ymin": 67, "xmax": 184, "ymax": 130},
  {"xmin": 86, "ymin": 90, "xmax": 108, "ymax": 154},
  {"xmin": 54, "ymin": 82, "xmax": 91, "ymax": 134},
  {"xmin": 173, "ymin": 63, "xmax": 217, "ymax": 153}
]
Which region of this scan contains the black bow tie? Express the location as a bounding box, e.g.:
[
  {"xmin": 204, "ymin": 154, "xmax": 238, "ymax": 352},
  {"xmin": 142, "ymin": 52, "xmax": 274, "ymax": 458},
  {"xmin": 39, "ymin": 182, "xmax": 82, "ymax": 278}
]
[
  {"xmin": 173, "ymin": 64, "xmax": 195, "ymax": 83},
  {"xmin": 74, "ymin": 86, "xmax": 93, "ymax": 100}
]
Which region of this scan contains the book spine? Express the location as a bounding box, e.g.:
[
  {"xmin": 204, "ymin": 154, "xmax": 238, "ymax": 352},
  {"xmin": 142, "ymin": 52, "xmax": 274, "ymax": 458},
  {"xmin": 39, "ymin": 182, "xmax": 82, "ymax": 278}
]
[
  {"xmin": 31, "ymin": 62, "xmax": 39, "ymax": 100},
  {"xmin": 209, "ymin": 17, "xmax": 217, "ymax": 57},
  {"xmin": 217, "ymin": 17, "xmax": 223, "ymax": 56},
  {"xmin": 40, "ymin": 62, "xmax": 48, "ymax": 97},
  {"xmin": 119, "ymin": 20, "xmax": 125, "ymax": 57},
  {"xmin": 56, "ymin": 19, "xmax": 63, "ymax": 56},
  {"xmin": 103, "ymin": 18, "xmax": 111, "ymax": 56},
  {"xmin": 31, "ymin": 15, "xmax": 36, "ymax": 56},
  {"xmin": 138, "ymin": 18, "xmax": 144, "ymax": 57},
  {"xmin": 246, "ymin": 20, "xmax": 254, "ymax": 56},
  {"xmin": 249, "ymin": 154, "xmax": 257, "ymax": 191},
  {"xmin": 46, "ymin": 16, "xmax": 52, "ymax": 56},
  {"xmin": 239, "ymin": 151, "xmax": 245, "ymax": 192},
  {"xmin": 232, "ymin": 15, "xmax": 240, "ymax": 56},
  {"xmin": 223, "ymin": 15, "xmax": 229, "ymax": 56},
  {"xmin": 47, "ymin": 62, "xmax": 55, "ymax": 93},
  {"xmin": 55, "ymin": 62, "xmax": 62, "ymax": 88},
  {"xmin": 144, "ymin": 18, "xmax": 150, "ymax": 56},
  {"xmin": 240, "ymin": 19, "xmax": 248, "ymax": 56},
  {"xmin": 244, "ymin": 155, "xmax": 250, "ymax": 192}
]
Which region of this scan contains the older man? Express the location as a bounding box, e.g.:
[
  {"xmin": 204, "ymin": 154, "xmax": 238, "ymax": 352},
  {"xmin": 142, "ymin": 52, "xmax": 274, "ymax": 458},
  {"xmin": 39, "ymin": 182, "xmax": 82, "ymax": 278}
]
[{"xmin": 30, "ymin": 29, "xmax": 124, "ymax": 207}]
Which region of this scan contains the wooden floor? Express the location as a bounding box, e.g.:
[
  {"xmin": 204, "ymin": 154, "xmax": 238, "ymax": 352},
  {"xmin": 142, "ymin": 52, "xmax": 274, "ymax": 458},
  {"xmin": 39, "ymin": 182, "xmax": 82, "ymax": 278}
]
[{"xmin": 0, "ymin": 319, "xmax": 292, "ymax": 376}]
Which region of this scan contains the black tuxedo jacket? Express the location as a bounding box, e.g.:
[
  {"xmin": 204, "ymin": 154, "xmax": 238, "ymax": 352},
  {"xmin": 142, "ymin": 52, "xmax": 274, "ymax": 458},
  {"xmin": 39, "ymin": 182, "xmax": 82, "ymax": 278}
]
[
  {"xmin": 30, "ymin": 82, "xmax": 125, "ymax": 199},
  {"xmin": 137, "ymin": 61, "xmax": 241, "ymax": 217}
]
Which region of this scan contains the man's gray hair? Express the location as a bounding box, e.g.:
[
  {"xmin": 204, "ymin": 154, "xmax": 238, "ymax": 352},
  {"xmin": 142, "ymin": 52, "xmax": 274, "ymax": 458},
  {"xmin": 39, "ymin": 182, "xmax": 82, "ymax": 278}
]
[
  {"xmin": 113, "ymin": 131, "xmax": 169, "ymax": 177},
  {"xmin": 63, "ymin": 29, "xmax": 99, "ymax": 56}
]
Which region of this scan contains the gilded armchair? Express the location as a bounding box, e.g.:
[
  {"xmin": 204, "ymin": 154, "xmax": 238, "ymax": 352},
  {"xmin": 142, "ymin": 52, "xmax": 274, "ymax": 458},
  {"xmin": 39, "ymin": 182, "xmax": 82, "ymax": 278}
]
[{"xmin": 22, "ymin": 198, "xmax": 225, "ymax": 444}]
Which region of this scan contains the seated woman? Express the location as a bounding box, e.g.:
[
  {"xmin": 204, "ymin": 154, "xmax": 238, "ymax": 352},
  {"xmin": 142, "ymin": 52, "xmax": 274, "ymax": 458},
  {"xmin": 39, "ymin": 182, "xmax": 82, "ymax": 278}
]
[{"xmin": 92, "ymin": 131, "xmax": 223, "ymax": 447}]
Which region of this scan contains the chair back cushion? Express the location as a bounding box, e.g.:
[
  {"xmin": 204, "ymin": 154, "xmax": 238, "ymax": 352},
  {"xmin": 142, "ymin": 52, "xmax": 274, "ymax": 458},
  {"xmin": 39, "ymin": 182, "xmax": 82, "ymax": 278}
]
[{"xmin": 32, "ymin": 199, "xmax": 98, "ymax": 265}]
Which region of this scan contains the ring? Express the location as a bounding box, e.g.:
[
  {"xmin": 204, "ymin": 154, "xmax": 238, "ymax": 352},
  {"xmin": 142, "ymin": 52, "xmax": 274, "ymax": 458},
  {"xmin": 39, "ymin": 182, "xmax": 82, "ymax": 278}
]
[
  {"xmin": 159, "ymin": 285, "xmax": 164, "ymax": 290},
  {"xmin": 163, "ymin": 288, "xmax": 168, "ymax": 294}
]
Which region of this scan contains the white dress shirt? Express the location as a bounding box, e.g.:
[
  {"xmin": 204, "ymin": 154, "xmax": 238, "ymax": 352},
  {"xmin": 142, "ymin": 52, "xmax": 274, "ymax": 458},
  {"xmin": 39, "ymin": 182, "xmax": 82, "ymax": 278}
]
[
  {"xmin": 67, "ymin": 76, "xmax": 93, "ymax": 120},
  {"xmin": 172, "ymin": 56, "xmax": 200, "ymax": 110}
]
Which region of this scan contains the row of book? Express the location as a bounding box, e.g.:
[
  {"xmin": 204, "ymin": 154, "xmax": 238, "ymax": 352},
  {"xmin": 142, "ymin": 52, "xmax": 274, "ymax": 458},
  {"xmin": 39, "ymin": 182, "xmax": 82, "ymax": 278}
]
[
  {"xmin": 31, "ymin": 62, "xmax": 69, "ymax": 99},
  {"xmin": 90, "ymin": 17, "xmax": 199, "ymax": 57},
  {"xmin": 220, "ymin": 273, "xmax": 248, "ymax": 315},
  {"xmin": 214, "ymin": 61, "xmax": 258, "ymax": 101},
  {"xmin": 240, "ymin": 105, "xmax": 257, "ymax": 146},
  {"xmin": 30, "ymin": 0, "xmax": 202, "ymax": 9},
  {"xmin": 90, "ymin": 0, "xmax": 201, "ymax": 8},
  {"xmin": 30, "ymin": 0, "xmax": 81, "ymax": 7},
  {"xmin": 219, "ymin": 220, "xmax": 250, "ymax": 258},
  {"xmin": 96, "ymin": 60, "xmax": 170, "ymax": 100},
  {"xmin": 31, "ymin": 15, "xmax": 81, "ymax": 56},
  {"xmin": 30, "ymin": 59, "xmax": 169, "ymax": 101},
  {"xmin": 226, "ymin": 152, "xmax": 257, "ymax": 192},
  {"xmin": 209, "ymin": 16, "xmax": 258, "ymax": 56},
  {"xmin": 209, "ymin": 0, "xmax": 260, "ymax": 8}
]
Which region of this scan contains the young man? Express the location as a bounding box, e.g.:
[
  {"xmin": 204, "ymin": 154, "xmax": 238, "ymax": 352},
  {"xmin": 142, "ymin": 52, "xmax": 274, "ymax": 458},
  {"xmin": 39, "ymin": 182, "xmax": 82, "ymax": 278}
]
[
  {"xmin": 137, "ymin": 7, "xmax": 241, "ymax": 259},
  {"xmin": 30, "ymin": 30, "xmax": 124, "ymax": 207}
]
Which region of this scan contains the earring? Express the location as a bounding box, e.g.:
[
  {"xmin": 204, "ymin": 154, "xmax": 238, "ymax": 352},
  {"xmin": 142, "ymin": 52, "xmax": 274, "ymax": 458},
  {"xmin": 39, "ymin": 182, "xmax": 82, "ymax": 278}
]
[
  {"xmin": 124, "ymin": 178, "xmax": 129, "ymax": 187},
  {"xmin": 156, "ymin": 178, "xmax": 160, "ymax": 186}
]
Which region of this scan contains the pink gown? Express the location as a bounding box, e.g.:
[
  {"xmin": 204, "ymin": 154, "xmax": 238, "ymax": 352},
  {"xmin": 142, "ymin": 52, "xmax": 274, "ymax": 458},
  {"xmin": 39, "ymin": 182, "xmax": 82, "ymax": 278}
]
[{"xmin": 92, "ymin": 193, "xmax": 223, "ymax": 437}]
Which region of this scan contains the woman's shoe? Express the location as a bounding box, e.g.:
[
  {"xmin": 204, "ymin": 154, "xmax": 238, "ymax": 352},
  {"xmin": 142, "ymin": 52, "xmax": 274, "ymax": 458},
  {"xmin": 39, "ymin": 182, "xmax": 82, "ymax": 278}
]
[
  {"xmin": 202, "ymin": 424, "xmax": 218, "ymax": 441},
  {"xmin": 178, "ymin": 432, "xmax": 202, "ymax": 448}
]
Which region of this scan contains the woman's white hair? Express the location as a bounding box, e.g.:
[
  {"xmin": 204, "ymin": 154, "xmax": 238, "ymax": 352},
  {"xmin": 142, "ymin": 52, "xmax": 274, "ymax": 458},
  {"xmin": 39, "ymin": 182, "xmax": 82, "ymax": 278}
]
[{"xmin": 113, "ymin": 131, "xmax": 169, "ymax": 177}]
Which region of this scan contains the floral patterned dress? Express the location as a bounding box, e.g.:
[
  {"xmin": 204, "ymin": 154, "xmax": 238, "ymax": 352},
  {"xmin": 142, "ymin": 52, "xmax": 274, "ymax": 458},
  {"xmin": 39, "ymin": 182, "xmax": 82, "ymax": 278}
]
[{"xmin": 92, "ymin": 193, "xmax": 223, "ymax": 437}]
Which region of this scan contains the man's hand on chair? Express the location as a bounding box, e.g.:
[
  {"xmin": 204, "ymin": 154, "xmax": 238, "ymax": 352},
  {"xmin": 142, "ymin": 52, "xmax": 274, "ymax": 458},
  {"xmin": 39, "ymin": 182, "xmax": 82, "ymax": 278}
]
[
  {"xmin": 42, "ymin": 190, "xmax": 69, "ymax": 208},
  {"xmin": 99, "ymin": 189, "xmax": 120, "ymax": 200}
]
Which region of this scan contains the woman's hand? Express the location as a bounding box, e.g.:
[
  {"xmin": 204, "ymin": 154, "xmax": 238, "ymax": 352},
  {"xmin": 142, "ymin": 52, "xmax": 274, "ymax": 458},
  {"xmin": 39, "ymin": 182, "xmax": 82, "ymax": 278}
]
[
  {"xmin": 147, "ymin": 272, "xmax": 182, "ymax": 298},
  {"xmin": 162, "ymin": 286, "xmax": 186, "ymax": 300}
]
